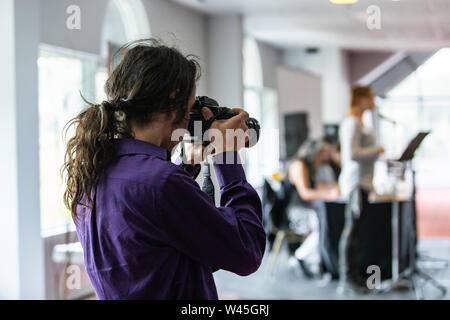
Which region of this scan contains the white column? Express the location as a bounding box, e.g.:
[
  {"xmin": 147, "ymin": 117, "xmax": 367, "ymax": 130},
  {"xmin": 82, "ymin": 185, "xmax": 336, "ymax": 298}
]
[
  {"xmin": 0, "ymin": 0, "xmax": 44, "ymax": 299},
  {"xmin": 206, "ymin": 15, "xmax": 243, "ymax": 108},
  {"xmin": 203, "ymin": 15, "xmax": 243, "ymax": 205}
]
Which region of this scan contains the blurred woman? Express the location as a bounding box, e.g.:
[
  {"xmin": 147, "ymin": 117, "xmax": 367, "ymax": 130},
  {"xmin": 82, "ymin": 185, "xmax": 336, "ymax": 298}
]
[
  {"xmin": 339, "ymin": 86, "xmax": 384, "ymax": 199},
  {"xmin": 284, "ymin": 139, "xmax": 340, "ymax": 277},
  {"xmin": 287, "ymin": 140, "xmax": 340, "ymax": 203}
]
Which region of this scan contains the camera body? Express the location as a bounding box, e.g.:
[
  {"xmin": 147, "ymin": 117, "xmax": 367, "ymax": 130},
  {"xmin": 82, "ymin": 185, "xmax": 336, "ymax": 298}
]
[{"xmin": 187, "ymin": 96, "xmax": 260, "ymax": 147}]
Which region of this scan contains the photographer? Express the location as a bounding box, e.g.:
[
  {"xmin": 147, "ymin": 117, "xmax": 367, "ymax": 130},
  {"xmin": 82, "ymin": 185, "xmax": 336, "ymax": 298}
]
[{"xmin": 62, "ymin": 39, "xmax": 266, "ymax": 300}]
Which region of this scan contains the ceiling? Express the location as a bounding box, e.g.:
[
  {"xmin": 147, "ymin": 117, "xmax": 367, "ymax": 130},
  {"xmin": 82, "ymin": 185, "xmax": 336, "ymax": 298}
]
[{"xmin": 172, "ymin": 0, "xmax": 450, "ymax": 51}]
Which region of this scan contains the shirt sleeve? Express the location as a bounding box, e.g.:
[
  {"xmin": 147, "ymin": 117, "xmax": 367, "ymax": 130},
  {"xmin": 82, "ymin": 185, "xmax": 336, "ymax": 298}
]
[
  {"xmin": 158, "ymin": 151, "xmax": 266, "ymax": 276},
  {"xmin": 171, "ymin": 154, "xmax": 202, "ymax": 180},
  {"xmin": 348, "ymin": 120, "xmax": 380, "ymax": 161}
]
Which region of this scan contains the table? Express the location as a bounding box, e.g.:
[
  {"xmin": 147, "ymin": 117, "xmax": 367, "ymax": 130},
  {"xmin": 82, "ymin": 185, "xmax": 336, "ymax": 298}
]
[{"xmin": 317, "ymin": 198, "xmax": 414, "ymax": 284}]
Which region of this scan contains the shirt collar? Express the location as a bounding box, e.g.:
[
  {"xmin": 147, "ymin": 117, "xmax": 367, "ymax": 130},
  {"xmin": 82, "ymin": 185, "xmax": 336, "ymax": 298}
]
[{"xmin": 115, "ymin": 138, "xmax": 169, "ymax": 160}]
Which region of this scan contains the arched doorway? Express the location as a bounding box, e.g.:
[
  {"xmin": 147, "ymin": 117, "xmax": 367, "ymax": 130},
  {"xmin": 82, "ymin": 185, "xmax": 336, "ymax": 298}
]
[{"xmin": 100, "ymin": 0, "xmax": 151, "ymax": 71}]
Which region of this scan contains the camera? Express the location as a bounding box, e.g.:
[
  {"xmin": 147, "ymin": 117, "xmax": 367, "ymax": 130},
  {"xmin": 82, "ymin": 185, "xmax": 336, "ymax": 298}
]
[{"xmin": 187, "ymin": 96, "xmax": 260, "ymax": 148}]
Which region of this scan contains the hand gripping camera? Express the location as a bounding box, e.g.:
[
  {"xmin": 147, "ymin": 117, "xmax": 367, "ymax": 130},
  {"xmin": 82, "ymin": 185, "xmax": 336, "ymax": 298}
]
[{"xmin": 187, "ymin": 96, "xmax": 260, "ymax": 148}]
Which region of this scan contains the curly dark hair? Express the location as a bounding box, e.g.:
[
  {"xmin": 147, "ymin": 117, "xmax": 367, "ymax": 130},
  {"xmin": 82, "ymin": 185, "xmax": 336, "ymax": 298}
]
[{"xmin": 62, "ymin": 38, "xmax": 201, "ymax": 221}]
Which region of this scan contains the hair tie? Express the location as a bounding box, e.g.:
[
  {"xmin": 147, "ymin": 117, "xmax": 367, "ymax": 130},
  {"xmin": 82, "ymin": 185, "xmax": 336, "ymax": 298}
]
[{"xmin": 117, "ymin": 98, "xmax": 130, "ymax": 110}]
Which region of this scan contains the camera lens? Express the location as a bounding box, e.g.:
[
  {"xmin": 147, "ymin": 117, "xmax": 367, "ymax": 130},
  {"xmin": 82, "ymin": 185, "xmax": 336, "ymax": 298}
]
[{"xmin": 245, "ymin": 117, "xmax": 260, "ymax": 148}]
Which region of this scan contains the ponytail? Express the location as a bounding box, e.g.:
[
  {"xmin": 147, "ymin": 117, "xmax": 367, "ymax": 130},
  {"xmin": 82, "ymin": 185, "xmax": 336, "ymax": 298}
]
[{"xmin": 62, "ymin": 99, "xmax": 132, "ymax": 221}]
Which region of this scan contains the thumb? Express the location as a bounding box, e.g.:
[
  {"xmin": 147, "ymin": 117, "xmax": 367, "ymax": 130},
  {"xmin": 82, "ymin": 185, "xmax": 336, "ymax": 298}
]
[
  {"xmin": 201, "ymin": 107, "xmax": 214, "ymax": 121},
  {"xmin": 228, "ymin": 108, "xmax": 249, "ymax": 126}
]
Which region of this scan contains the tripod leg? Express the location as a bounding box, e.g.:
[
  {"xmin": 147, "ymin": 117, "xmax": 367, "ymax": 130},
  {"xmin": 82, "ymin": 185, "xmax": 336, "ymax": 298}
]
[
  {"xmin": 415, "ymin": 268, "xmax": 447, "ymax": 298},
  {"xmin": 411, "ymin": 273, "xmax": 424, "ymax": 300}
]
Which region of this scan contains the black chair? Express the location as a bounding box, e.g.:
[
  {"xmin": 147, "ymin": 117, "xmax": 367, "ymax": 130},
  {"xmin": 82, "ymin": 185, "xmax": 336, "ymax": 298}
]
[{"xmin": 262, "ymin": 179, "xmax": 306, "ymax": 275}]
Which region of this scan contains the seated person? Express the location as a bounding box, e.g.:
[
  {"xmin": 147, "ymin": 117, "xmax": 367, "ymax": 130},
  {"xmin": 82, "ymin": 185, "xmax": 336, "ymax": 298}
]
[
  {"xmin": 284, "ymin": 139, "xmax": 340, "ymax": 278},
  {"xmin": 324, "ymin": 138, "xmax": 341, "ymax": 179}
]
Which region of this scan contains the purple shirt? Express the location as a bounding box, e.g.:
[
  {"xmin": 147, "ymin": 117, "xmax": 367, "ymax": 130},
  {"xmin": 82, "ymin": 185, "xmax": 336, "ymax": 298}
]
[{"xmin": 75, "ymin": 138, "xmax": 265, "ymax": 299}]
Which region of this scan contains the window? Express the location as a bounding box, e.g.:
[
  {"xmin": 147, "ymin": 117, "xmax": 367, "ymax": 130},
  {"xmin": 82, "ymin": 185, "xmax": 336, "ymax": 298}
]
[
  {"xmin": 38, "ymin": 45, "xmax": 107, "ymax": 234},
  {"xmin": 38, "ymin": 0, "xmax": 150, "ymax": 235},
  {"xmin": 243, "ymin": 38, "xmax": 280, "ymax": 187},
  {"xmin": 377, "ymin": 48, "xmax": 450, "ymax": 187}
]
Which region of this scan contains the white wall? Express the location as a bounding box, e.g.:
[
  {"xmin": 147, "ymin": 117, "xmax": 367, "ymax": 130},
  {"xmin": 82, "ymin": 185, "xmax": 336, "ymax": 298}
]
[
  {"xmin": 143, "ymin": 0, "xmax": 209, "ymax": 95},
  {"xmin": 277, "ymin": 66, "xmax": 322, "ymax": 157},
  {"xmin": 0, "ymin": 0, "xmax": 44, "ymax": 299},
  {"xmin": 283, "ymin": 46, "xmax": 350, "ymax": 125}
]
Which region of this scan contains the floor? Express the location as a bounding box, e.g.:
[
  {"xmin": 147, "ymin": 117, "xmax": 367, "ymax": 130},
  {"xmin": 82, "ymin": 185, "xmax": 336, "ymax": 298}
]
[
  {"xmin": 214, "ymin": 238, "xmax": 450, "ymax": 300},
  {"xmin": 416, "ymin": 189, "xmax": 450, "ymax": 238}
]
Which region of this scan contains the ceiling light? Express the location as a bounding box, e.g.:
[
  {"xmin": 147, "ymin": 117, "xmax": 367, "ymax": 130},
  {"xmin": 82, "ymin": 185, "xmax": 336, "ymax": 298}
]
[{"xmin": 329, "ymin": 0, "xmax": 359, "ymax": 4}]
